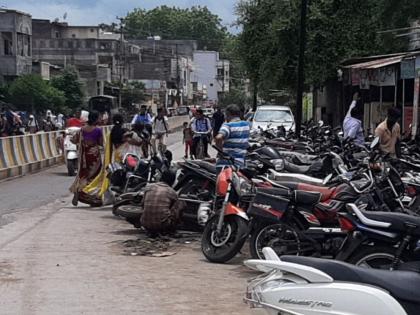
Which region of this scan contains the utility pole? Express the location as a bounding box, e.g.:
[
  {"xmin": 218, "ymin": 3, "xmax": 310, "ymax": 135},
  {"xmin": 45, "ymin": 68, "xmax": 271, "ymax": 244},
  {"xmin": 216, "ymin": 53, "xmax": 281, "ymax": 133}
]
[
  {"xmin": 295, "ymin": 0, "xmax": 308, "ymax": 137},
  {"xmin": 116, "ymin": 16, "xmax": 125, "ymax": 109},
  {"xmin": 175, "ymin": 43, "xmax": 181, "ymax": 107}
]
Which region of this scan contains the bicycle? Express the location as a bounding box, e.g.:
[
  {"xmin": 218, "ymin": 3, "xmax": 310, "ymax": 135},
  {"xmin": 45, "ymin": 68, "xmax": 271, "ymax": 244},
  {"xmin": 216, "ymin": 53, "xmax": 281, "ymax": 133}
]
[{"xmin": 193, "ymin": 131, "xmax": 210, "ymax": 159}]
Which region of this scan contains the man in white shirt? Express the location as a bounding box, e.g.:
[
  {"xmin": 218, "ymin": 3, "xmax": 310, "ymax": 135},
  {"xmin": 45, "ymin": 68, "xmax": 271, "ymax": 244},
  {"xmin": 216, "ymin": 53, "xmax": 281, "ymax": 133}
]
[{"xmin": 151, "ymin": 108, "xmax": 169, "ymax": 154}]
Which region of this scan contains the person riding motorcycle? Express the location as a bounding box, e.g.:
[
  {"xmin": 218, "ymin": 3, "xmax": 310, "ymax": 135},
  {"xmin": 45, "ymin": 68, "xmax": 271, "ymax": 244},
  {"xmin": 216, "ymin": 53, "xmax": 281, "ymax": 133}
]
[{"xmin": 191, "ymin": 109, "xmax": 212, "ymax": 158}]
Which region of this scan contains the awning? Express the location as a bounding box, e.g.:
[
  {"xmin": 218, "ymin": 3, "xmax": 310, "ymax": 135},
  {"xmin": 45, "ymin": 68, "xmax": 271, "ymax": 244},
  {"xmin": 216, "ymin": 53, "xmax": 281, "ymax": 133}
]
[{"xmin": 343, "ymin": 55, "xmax": 404, "ymax": 70}]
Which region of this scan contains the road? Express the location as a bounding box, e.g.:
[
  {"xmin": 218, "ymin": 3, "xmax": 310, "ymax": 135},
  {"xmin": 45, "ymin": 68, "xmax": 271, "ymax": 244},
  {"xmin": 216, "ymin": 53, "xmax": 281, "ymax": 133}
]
[
  {"xmin": 0, "ymin": 131, "xmax": 185, "ymax": 218},
  {"xmin": 0, "ymin": 130, "xmax": 250, "ymax": 315}
]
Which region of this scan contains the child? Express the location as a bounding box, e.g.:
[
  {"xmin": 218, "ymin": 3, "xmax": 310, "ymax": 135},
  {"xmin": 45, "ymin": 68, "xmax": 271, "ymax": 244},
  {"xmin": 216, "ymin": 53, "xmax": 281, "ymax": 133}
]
[{"xmin": 182, "ymin": 121, "xmax": 193, "ymax": 159}]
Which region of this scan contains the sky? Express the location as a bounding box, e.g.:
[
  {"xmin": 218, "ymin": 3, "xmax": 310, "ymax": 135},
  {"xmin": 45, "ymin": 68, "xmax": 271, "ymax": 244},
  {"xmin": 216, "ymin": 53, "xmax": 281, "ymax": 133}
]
[{"xmin": 2, "ymin": 0, "xmax": 239, "ymax": 31}]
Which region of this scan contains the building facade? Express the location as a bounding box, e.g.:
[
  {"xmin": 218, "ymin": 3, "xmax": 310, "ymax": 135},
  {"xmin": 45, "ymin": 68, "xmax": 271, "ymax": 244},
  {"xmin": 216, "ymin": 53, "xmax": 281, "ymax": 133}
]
[
  {"xmin": 32, "ymin": 19, "xmax": 140, "ymax": 99},
  {"xmin": 191, "ymin": 51, "xmax": 230, "ymax": 104},
  {"xmin": 0, "ymin": 9, "xmax": 32, "ymax": 83}
]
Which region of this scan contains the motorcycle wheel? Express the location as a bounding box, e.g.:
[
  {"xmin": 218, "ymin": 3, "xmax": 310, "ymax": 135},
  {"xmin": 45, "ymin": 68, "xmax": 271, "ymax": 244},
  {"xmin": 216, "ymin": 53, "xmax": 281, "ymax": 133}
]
[
  {"xmin": 67, "ymin": 159, "xmax": 77, "ymax": 176},
  {"xmin": 196, "ymin": 141, "xmax": 205, "ymax": 159},
  {"xmin": 112, "ymin": 198, "xmax": 142, "ymax": 216},
  {"xmin": 347, "ymin": 245, "xmax": 406, "ymax": 270},
  {"xmin": 250, "ymin": 223, "xmax": 302, "ymax": 259},
  {"xmin": 201, "ymin": 215, "xmax": 248, "ymax": 263}
]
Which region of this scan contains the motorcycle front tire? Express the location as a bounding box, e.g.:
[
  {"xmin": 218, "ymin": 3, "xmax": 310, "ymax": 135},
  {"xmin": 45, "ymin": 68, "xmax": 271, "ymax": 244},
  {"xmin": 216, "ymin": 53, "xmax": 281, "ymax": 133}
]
[{"xmin": 201, "ymin": 215, "xmax": 248, "ymax": 263}]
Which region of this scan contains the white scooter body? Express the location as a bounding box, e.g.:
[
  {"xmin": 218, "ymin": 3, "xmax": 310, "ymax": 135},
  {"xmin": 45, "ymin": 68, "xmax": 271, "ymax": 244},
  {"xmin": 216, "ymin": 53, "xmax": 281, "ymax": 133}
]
[
  {"xmin": 244, "ymin": 248, "xmax": 408, "ymax": 315},
  {"xmin": 64, "ymin": 127, "xmax": 80, "ymax": 160}
]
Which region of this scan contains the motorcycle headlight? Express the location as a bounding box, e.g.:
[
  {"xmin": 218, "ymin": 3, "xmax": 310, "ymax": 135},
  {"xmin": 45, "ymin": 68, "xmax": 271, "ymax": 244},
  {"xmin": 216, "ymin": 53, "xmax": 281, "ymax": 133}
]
[{"xmin": 270, "ymin": 159, "xmax": 285, "ymax": 171}]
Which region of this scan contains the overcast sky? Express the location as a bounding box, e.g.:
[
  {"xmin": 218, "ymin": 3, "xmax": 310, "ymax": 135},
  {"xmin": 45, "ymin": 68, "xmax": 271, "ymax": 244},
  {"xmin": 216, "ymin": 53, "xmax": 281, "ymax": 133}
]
[{"xmin": 2, "ymin": 0, "xmax": 239, "ymax": 32}]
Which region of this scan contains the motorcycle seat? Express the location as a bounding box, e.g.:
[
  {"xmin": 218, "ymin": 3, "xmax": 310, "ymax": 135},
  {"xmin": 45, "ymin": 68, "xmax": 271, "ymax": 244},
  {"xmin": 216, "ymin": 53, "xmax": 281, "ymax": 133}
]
[
  {"xmin": 294, "ymin": 190, "xmax": 321, "ymax": 205},
  {"xmin": 279, "ymin": 182, "xmax": 333, "ymax": 202},
  {"xmin": 281, "ymin": 255, "xmax": 420, "ymax": 306},
  {"xmin": 284, "ymin": 161, "xmax": 311, "ymax": 174},
  {"xmin": 190, "ymin": 160, "xmax": 216, "ymax": 174},
  {"xmin": 361, "ymin": 211, "xmax": 420, "ymax": 235}
]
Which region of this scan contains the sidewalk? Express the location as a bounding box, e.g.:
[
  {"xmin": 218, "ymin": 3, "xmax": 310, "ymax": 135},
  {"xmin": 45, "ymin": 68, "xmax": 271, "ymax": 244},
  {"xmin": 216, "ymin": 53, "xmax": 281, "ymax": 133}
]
[{"xmin": 0, "ymin": 198, "xmax": 253, "ymax": 315}]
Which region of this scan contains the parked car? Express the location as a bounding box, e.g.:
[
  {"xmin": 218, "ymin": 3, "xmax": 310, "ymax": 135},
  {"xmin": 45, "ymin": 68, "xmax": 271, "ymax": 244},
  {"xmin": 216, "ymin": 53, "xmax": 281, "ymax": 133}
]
[
  {"xmin": 177, "ymin": 106, "xmax": 189, "ymax": 116},
  {"xmin": 251, "ymin": 105, "xmax": 295, "ymax": 132}
]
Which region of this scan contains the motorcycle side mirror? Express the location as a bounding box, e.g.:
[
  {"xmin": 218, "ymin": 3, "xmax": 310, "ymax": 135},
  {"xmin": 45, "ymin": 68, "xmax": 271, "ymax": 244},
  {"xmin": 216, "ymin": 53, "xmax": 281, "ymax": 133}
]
[
  {"xmin": 322, "ymin": 173, "xmax": 333, "ymax": 185},
  {"xmin": 370, "ymin": 136, "xmax": 380, "ymax": 150},
  {"xmin": 318, "ymin": 120, "xmax": 324, "ymax": 127}
]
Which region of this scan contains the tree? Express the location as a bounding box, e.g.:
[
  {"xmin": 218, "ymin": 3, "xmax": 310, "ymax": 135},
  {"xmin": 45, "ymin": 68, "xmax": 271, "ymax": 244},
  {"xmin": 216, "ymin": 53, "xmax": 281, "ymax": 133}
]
[
  {"xmin": 124, "ymin": 6, "xmax": 228, "ymax": 50},
  {"xmin": 235, "ymin": 0, "xmax": 420, "ymax": 99},
  {"xmin": 120, "ymin": 81, "xmax": 146, "ymax": 109},
  {"xmin": 8, "ymin": 74, "xmax": 65, "ymax": 113},
  {"xmin": 50, "ymin": 66, "xmax": 84, "ymax": 110}
]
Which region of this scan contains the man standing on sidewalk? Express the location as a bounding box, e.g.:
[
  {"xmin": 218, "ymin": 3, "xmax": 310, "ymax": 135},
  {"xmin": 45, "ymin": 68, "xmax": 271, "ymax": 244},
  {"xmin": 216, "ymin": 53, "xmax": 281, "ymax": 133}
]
[{"xmin": 215, "ymin": 104, "xmax": 250, "ymax": 171}]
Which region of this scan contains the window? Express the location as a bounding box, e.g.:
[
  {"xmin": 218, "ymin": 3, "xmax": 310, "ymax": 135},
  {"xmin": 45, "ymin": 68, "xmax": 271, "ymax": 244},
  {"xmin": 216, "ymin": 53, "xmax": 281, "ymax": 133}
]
[
  {"xmin": 2, "ymin": 32, "xmax": 13, "ymax": 56},
  {"xmin": 90, "ymin": 28, "xmax": 94, "ymax": 33},
  {"xmin": 217, "ymin": 68, "xmax": 223, "ymax": 77},
  {"xmin": 55, "ymin": 31, "xmax": 60, "ymax": 38},
  {"xmin": 210, "ymin": 83, "xmax": 214, "ymax": 87},
  {"xmin": 72, "ymin": 34, "xmax": 76, "ymax": 38}
]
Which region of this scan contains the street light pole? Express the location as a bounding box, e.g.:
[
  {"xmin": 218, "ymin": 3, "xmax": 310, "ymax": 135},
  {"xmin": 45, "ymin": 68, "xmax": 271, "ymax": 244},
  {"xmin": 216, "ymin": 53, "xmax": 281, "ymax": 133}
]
[{"xmin": 295, "ymin": 0, "xmax": 308, "ymax": 137}]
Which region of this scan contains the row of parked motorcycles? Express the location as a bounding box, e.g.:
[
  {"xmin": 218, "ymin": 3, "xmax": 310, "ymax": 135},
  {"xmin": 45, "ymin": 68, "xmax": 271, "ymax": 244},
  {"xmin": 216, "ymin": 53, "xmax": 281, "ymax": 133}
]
[{"xmin": 109, "ymin": 120, "xmax": 420, "ymax": 315}]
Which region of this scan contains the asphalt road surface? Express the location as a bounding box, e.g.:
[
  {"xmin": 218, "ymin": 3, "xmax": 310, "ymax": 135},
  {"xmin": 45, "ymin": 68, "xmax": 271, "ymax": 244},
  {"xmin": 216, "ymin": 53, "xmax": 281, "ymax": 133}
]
[
  {"xmin": 0, "ymin": 131, "xmax": 185, "ymax": 218},
  {"xmin": 0, "ymin": 130, "xmax": 250, "ymax": 314}
]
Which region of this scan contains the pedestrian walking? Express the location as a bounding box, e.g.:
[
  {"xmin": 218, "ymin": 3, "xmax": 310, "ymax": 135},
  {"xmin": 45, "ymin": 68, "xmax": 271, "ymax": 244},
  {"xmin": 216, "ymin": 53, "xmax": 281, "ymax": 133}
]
[
  {"xmin": 28, "ymin": 115, "xmax": 39, "ymax": 134},
  {"xmin": 182, "ymin": 121, "xmax": 193, "ymax": 159},
  {"xmin": 70, "ymin": 111, "xmax": 104, "ymax": 207},
  {"xmin": 215, "ymin": 104, "xmax": 250, "ymax": 171}
]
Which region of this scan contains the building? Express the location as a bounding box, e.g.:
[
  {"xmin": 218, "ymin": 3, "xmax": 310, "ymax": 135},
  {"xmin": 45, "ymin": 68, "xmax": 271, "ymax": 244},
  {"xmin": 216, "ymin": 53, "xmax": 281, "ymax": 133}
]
[
  {"xmin": 129, "ymin": 39, "xmax": 197, "ymax": 107},
  {"xmin": 0, "ymin": 9, "xmax": 32, "ymax": 83},
  {"xmin": 191, "ymin": 51, "xmax": 230, "ymax": 104},
  {"xmin": 32, "ymin": 19, "xmax": 140, "ymax": 99}
]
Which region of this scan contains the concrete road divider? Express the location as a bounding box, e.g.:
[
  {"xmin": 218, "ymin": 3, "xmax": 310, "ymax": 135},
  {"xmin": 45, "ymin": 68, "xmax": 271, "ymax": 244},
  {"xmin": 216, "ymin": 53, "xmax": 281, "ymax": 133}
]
[{"xmin": 0, "ymin": 116, "xmax": 189, "ymax": 181}]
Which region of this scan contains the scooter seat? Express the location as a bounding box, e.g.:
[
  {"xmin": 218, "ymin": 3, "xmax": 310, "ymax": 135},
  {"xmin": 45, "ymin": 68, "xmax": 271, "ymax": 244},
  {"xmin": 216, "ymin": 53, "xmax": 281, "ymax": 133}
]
[
  {"xmin": 281, "ymin": 255, "xmax": 420, "ymax": 307},
  {"xmin": 278, "ymin": 182, "xmax": 333, "ymax": 202},
  {"xmin": 283, "ymin": 161, "xmax": 311, "ymax": 174},
  {"xmin": 361, "ymin": 211, "xmax": 420, "ymax": 236},
  {"xmin": 190, "ymin": 160, "xmax": 216, "ymax": 174}
]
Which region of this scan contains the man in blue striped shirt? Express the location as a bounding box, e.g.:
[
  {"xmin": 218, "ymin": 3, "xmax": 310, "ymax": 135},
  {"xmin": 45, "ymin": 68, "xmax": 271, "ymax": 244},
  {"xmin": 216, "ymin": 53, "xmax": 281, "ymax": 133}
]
[{"xmin": 215, "ymin": 104, "xmax": 250, "ymax": 170}]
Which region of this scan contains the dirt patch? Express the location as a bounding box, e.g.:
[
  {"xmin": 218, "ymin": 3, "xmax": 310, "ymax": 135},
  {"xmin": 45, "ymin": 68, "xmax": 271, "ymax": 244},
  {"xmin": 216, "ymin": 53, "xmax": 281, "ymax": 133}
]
[{"xmin": 121, "ymin": 231, "xmax": 201, "ymax": 257}]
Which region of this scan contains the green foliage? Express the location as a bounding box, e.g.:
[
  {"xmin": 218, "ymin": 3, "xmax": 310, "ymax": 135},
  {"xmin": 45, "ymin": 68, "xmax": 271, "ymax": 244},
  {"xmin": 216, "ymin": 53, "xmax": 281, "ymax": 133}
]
[
  {"xmin": 219, "ymin": 88, "xmax": 251, "ymax": 109},
  {"xmin": 8, "ymin": 74, "xmax": 65, "ymax": 113},
  {"xmin": 236, "ymin": 0, "xmax": 420, "ymax": 98},
  {"xmin": 124, "ymin": 5, "xmax": 228, "ymax": 50},
  {"xmin": 121, "ymin": 81, "xmax": 146, "ymax": 109},
  {"xmin": 50, "ymin": 66, "xmax": 84, "ymax": 109}
]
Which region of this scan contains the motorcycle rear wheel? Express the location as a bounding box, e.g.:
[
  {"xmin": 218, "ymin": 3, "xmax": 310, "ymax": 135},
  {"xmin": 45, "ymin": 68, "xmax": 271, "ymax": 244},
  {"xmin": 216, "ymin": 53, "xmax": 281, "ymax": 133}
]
[
  {"xmin": 347, "ymin": 245, "xmax": 406, "ymax": 270},
  {"xmin": 201, "ymin": 215, "xmax": 248, "ymax": 263},
  {"xmin": 250, "ymin": 223, "xmax": 303, "ymax": 259}
]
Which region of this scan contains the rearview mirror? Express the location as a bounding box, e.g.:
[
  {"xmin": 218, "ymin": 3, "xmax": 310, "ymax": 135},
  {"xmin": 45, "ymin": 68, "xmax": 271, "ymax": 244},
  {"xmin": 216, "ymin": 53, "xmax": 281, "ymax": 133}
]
[
  {"xmin": 318, "ymin": 120, "xmax": 324, "ymax": 127},
  {"xmin": 370, "ymin": 136, "xmax": 380, "ymax": 150}
]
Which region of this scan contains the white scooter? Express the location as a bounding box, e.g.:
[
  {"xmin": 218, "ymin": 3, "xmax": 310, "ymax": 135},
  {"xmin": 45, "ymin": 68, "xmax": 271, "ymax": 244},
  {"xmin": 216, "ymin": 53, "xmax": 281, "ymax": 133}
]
[
  {"xmin": 64, "ymin": 127, "xmax": 80, "ymax": 176},
  {"xmin": 244, "ymin": 247, "xmax": 420, "ymax": 315}
]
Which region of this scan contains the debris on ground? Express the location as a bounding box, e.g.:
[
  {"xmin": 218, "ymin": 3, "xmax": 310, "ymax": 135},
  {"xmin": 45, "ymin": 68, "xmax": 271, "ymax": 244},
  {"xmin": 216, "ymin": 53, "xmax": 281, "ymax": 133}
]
[{"xmin": 121, "ymin": 231, "xmax": 201, "ymax": 257}]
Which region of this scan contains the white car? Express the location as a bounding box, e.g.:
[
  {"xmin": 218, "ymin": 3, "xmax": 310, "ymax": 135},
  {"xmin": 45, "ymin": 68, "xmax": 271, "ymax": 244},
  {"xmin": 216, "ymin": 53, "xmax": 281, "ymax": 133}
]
[{"xmin": 251, "ymin": 105, "xmax": 295, "ymax": 132}]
